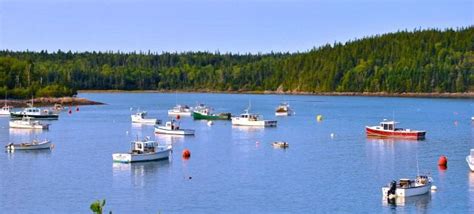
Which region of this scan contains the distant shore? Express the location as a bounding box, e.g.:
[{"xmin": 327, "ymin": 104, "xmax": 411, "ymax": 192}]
[
  {"xmin": 4, "ymin": 97, "xmax": 104, "ymax": 108},
  {"xmin": 78, "ymin": 89, "xmax": 474, "ymax": 99}
]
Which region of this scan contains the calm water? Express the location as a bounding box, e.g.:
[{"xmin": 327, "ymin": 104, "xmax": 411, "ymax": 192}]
[{"xmin": 0, "ymin": 93, "xmax": 473, "ymax": 213}]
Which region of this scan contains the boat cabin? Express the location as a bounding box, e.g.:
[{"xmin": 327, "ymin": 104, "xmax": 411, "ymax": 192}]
[
  {"xmin": 1, "ymin": 105, "xmax": 12, "ymax": 111},
  {"xmin": 135, "ymin": 112, "xmax": 147, "ymax": 118},
  {"xmin": 379, "ymin": 120, "xmax": 398, "ymax": 131},
  {"xmin": 399, "ymin": 178, "xmax": 413, "ymax": 188},
  {"xmin": 131, "ymin": 140, "xmax": 156, "ymax": 154},
  {"xmin": 239, "ymin": 113, "xmax": 260, "ymax": 121},
  {"xmin": 165, "ymin": 120, "xmax": 180, "ymax": 130}
]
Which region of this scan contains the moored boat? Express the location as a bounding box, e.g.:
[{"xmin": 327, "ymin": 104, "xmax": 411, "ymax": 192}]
[
  {"xmin": 9, "ymin": 117, "xmax": 49, "ymax": 129},
  {"xmin": 232, "ymin": 109, "xmax": 277, "ymax": 127},
  {"xmin": 154, "ymin": 120, "xmax": 195, "ymax": 135},
  {"xmin": 0, "ymin": 105, "xmax": 12, "ymax": 116},
  {"xmin": 131, "ymin": 111, "xmax": 160, "ymax": 124},
  {"xmin": 11, "ymin": 105, "xmax": 59, "ymax": 120},
  {"xmin": 382, "ymin": 175, "xmax": 432, "ymax": 199},
  {"xmin": 466, "ymin": 149, "xmax": 474, "ymax": 171},
  {"xmin": 366, "ymin": 120, "xmax": 425, "ymax": 140},
  {"xmin": 192, "ymin": 104, "xmax": 231, "ymax": 120},
  {"xmin": 168, "ymin": 105, "xmax": 192, "ymax": 116},
  {"xmin": 0, "ymin": 93, "xmax": 12, "ymax": 115},
  {"xmin": 112, "ymin": 138, "xmax": 172, "ymax": 163},
  {"xmin": 5, "ymin": 139, "xmax": 53, "ymax": 151},
  {"xmin": 275, "ymin": 102, "xmax": 293, "ymax": 116},
  {"xmin": 272, "ymin": 141, "xmax": 289, "ymax": 148}
]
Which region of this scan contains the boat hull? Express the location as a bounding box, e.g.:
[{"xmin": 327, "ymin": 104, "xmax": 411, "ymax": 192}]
[
  {"xmin": 9, "ymin": 121, "xmax": 49, "ymax": 129},
  {"xmin": 366, "ymin": 127, "xmax": 425, "ymax": 140},
  {"xmin": 6, "ymin": 140, "xmax": 52, "ymax": 150},
  {"xmin": 467, "ymin": 156, "xmax": 474, "ymax": 171},
  {"xmin": 275, "ymin": 111, "xmax": 291, "ymax": 116},
  {"xmin": 0, "ymin": 111, "xmax": 10, "ymax": 115},
  {"xmin": 131, "ymin": 117, "xmax": 159, "ymax": 124},
  {"xmin": 382, "ymin": 183, "xmax": 431, "ymax": 198},
  {"xmin": 167, "ymin": 111, "xmax": 192, "ymax": 116},
  {"xmin": 154, "ymin": 127, "xmax": 195, "ymax": 135},
  {"xmin": 192, "ymin": 112, "xmax": 231, "ymax": 120},
  {"xmin": 231, "ymin": 118, "xmax": 277, "ymax": 127},
  {"xmin": 113, "ymin": 148, "xmax": 171, "ymax": 163},
  {"xmin": 10, "ymin": 113, "xmax": 59, "ymax": 120}
]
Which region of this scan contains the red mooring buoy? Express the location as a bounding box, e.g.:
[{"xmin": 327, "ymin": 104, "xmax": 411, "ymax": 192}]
[
  {"xmin": 182, "ymin": 149, "xmax": 191, "ymax": 159},
  {"xmin": 438, "ymin": 155, "xmax": 448, "ymax": 166}
]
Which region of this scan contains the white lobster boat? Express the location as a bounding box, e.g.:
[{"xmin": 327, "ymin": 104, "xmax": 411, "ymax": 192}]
[
  {"xmin": 168, "ymin": 105, "xmax": 192, "ymax": 116},
  {"xmin": 113, "ymin": 139, "xmax": 172, "ymax": 163},
  {"xmin": 466, "ymin": 149, "xmax": 474, "ymax": 171},
  {"xmin": 154, "ymin": 120, "xmax": 195, "ymax": 135},
  {"xmin": 5, "ymin": 139, "xmax": 53, "ymax": 151},
  {"xmin": 0, "ymin": 105, "xmax": 12, "ymax": 116},
  {"xmin": 382, "ymin": 175, "xmax": 432, "ymax": 199},
  {"xmin": 9, "ymin": 117, "xmax": 49, "ymax": 129},
  {"xmin": 131, "ymin": 111, "xmax": 159, "ymax": 124},
  {"xmin": 275, "ymin": 102, "xmax": 293, "ymax": 116},
  {"xmin": 232, "ymin": 109, "xmax": 277, "ymax": 127}
]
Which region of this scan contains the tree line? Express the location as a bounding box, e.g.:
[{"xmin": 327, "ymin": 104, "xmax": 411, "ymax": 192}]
[{"xmin": 0, "ymin": 27, "xmax": 472, "ymax": 98}]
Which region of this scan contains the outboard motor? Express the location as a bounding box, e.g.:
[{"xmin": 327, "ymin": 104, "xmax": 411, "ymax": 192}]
[{"xmin": 387, "ymin": 180, "xmax": 397, "ymax": 199}]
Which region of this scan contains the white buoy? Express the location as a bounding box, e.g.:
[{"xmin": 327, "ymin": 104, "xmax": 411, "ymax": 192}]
[
  {"xmin": 207, "ymin": 121, "xmax": 213, "ymax": 126},
  {"xmin": 330, "ymin": 133, "xmax": 335, "ymax": 138},
  {"xmin": 126, "ymin": 131, "xmax": 129, "ymax": 135},
  {"xmin": 431, "ymin": 186, "xmax": 437, "ymax": 191}
]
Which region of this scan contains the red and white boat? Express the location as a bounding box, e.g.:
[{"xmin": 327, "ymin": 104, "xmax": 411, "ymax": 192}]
[{"xmin": 366, "ymin": 120, "xmax": 426, "ymax": 140}]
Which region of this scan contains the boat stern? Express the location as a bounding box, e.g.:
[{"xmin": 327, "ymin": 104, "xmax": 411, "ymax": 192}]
[{"xmin": 113, "ymin": 153, "xmax": 132, "ymax": 163}]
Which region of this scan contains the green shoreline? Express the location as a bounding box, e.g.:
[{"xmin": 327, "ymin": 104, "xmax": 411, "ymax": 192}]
[{"xmin": 78, "ymin": 90, "xmax": 474, "ymax": 99}]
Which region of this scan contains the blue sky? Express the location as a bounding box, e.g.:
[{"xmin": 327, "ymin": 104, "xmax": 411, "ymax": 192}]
[{"xmin": 0, "ymin": 0, "xmax": 472, "ymax": 53}]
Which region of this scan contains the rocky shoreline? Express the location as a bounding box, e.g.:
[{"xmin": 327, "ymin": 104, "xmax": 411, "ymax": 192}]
[
  {"xmin": 79, "ymin": 90, "xmax": 474, "ymax": 99},
  {"xmin": 4, "ymin": 97, "xmax": 104, "ymax": 108}
]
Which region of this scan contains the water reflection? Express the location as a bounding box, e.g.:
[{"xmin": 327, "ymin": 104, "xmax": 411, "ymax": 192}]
[
  {"xmin": 366, "ymin": 136, "xmax": 420, "ymax": 144},
  {"xmin": 6, "ymin": 149, "xmax": 52, "ymax": 160},
  {"xmin": 9, "ymin": 128, "xmax": 45, "ymax": 136},
  {"xmin": 112, "ymin": 161, "xmax": 170, "ymax": 188},
  {"xmin": 231, "ymin": 125, "xmax": 265, "ymax": 132},
  {"xmin": 383, "ymin": 193, "xmax": 431, "ymax": 210},
  {"xmin": 154, "ymin": 134, "xmax": 185, "ymax": 145}
]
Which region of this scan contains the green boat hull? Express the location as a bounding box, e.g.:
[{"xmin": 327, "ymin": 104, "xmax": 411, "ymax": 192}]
[{"xmin": 192, "ymin": 112, "xmax": 231, "ymax": 120}]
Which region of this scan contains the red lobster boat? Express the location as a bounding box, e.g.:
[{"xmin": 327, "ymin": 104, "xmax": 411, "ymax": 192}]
[{"xmin": 366, "ymin": 120, "xmax": 426, "ymax": 140}]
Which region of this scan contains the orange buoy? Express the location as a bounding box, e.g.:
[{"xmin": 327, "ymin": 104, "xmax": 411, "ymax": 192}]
[
  {"xmin": 176, "ymin": 115, "xmax": 181, "ymax": 120},
  {"xmin": 182, "ymin": 149, "xmax": 191, "ymax": 159},
  {"xmin": 438, "ymin": 155, "xmax": 448, "ymax": 166}
]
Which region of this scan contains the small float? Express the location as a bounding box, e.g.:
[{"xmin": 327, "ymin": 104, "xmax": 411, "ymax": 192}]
[{"xmin": 366, "ymin": 119, "xmax": 426, "ymax": 140}]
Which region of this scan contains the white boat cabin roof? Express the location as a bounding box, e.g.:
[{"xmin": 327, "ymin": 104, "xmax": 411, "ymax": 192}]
[{"xmin": 379, "ymin": 120, "xmax": 399, "ymax": 131}]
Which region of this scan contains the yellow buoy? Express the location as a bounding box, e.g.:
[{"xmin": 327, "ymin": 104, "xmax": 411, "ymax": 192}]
[{"xmin": 316, "ymin": 115, "xmax": 323, "ymax": 122}]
